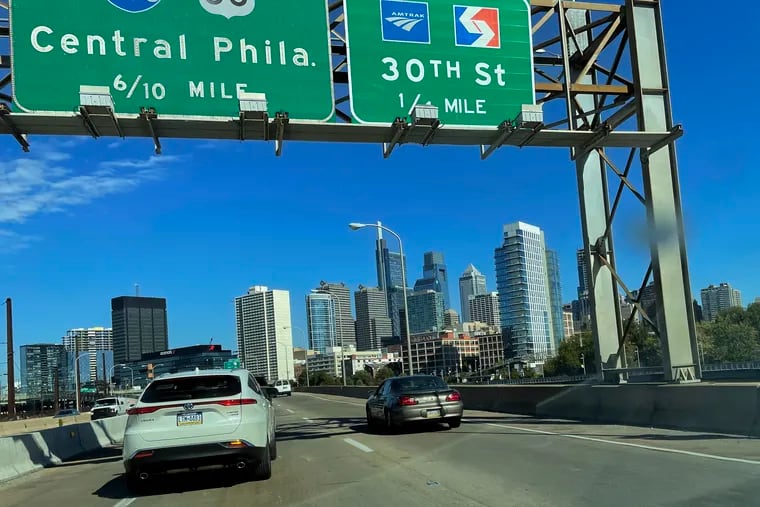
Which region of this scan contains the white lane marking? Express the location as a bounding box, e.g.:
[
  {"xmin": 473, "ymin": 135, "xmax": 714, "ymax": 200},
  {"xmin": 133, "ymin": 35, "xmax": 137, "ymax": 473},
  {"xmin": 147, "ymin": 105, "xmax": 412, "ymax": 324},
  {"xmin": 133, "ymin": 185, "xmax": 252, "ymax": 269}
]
[
  {"xmin": 344, "ymin": 438, "xmax": 374, "ymax": 453},
  {"xmin": 114, "ymin": 499, "xmax": 136, "ymax": 507},
  {"xmin": 302, "ymin": 393, "xmax": 364, "ymax": 406},
  {"xmin": 486, "ymin": 423, "xmax": 760, "ymax": 466},
  {"xmin": 286, "ymin": 408, "xmax": 295, "ymax": 413},
  {"xmin": 302, "ymin": 417, "xmax": 315, "ymax": 423}
]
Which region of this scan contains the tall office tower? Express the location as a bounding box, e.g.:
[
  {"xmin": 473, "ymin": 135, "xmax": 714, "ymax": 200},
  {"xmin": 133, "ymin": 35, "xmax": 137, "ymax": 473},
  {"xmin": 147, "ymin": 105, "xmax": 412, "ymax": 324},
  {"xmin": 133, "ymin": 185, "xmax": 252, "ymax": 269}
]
[
  {"xmin": 459, "ymin": 264, "xmax": 487, "ymax": 322},
  {"xmin": 355, "ymin": 286, "xmax": 394, "ymax": 351},
  {"xmin": 315, "ymin": 281, "xmax": 356, "ymax": 348},
  {"xmin": 413, "ymin": 251, "xmax": 451, "ymax": 310},
  {"xmin": 112, "ymin": 296, "xmax": 168, "ymax": 365}
]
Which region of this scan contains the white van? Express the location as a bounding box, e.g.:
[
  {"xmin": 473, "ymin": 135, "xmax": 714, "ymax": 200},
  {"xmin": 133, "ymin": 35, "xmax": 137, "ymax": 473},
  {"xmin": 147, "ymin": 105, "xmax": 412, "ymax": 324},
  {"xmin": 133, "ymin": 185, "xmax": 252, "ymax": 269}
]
[
  {"xmin": 273, "ymin": 379, "xmax": 292, "ymax": 397},
  {"xmin": 91, "ymin": 396, "xmax": 138, "ymax": 420}
]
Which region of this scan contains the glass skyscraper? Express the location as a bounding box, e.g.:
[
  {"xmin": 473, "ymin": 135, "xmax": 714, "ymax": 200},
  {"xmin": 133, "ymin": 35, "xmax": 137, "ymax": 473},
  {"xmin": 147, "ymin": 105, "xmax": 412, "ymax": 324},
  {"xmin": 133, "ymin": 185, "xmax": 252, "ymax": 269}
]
[
  {"xmin": 306, "ymin": 292, "xmax": 337, "ymax": 355},
  {"xmin": 375, "ymin": 225, "xmax": 408, "ymax": 338},
  {"xmin": 495, "ymin": 222, "xmax": 561, "ymax": 361},
  {"xmin": 407, "ymin": 290, "xmax": 445, "ymax": 334},
  {"xmin": 546, "ymin": 249, "xmax": 564, "ymax": 348},
  {"xmin": 413, "ymin": 251, "xmax": 451, "ymax": 310}
]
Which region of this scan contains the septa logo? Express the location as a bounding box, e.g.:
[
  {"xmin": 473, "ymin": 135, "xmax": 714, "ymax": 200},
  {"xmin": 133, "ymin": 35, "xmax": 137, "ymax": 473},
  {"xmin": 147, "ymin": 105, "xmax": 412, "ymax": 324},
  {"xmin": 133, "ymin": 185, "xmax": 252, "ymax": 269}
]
[
  {"xmin": 454, "ymin": 5, "xmax": 500, "ymax": 48},
  {"xmin": 107, "ymin": 0, "xmax": 161, "ymax": 13},
  {"xmin": 380, "ymin": 0, "xmax": 430, "ymax": 44},
  {"xmin": 199, "ymin": 0, "xmax": 255, "ymax": 19}
]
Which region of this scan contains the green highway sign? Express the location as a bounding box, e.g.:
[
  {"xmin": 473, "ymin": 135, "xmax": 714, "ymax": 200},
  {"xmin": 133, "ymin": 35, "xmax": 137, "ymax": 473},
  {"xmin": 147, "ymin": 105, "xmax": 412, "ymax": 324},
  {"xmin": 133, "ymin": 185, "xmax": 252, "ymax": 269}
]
[
  {"xmin": 343, "ymin": 0, "xmax": 534, "ymax": 127},
  {"xmin": 10, "ymin": 0, "xmax": 335, "ymax": 120}
]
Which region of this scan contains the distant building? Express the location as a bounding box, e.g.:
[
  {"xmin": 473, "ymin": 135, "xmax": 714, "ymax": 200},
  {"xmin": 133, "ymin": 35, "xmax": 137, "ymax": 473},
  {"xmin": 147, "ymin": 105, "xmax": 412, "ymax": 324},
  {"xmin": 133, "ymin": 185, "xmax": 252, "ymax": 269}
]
[
  {"xmin": 20, "ymin": 344, "xmax": 67, "ymax": 397},
  {"xmin": 413, "ymin": 251, "xmax": 451, "ymax": 310},
  {"xmin": 404, "ymin": 330, "xmax": 479, "ymax": 376},
  {"xmin": 701, "ymin": 283, "xmax": 742, "ymax": 322},
  {"xmin": 468, "ymin": 292, "xmax": 501, "ymax": 328},
  {"xmin": 495, "ymin": 222, "xmax": 560, "ymax": 361},
  {"xmin": 459, "ymin": 264, "xmax": 487, "ymax": 323},
  {"xmin": 628, "ymin": 282, "xmax": 658, "ymax": 326},
  {"xmin": 315, "ymin": 281, "xmax": 356, "ymax": 348},
  {"xmin": 546, "ymin": 249, "xmax": 564, "ymax": 346},
  {"xmin": 112, "ymin": 296, "xmax": 168, "ymax": 366},
  {"xmin": 355, "ymin": 286, "xmax": 394, "ymax": 351},
  {"xmin": 375, "ymin": 223, "xmax": 408, "ymax": 337},
  {"xmin": 407, "ymin": 290, "xmax": 445, "ymax": 334},
  {"xmin": 693, "ymin": 299, "xmax": 703, "ymax": 323},
  {"xmin": 563, "ymin": 310, "xmax": 575, "ymax": 338},
  {"xmin": 306, "ymin": 292, "xmax": 337, "ymax": 355},
  {"xmin": 443, "ymin": 309, "xmax": 460, "ymax": 329},
  {"xmin": 235, "ymin": 285, "xmax": 295, "ymax": 382},
  {"xmin": 573, "ymin": 248, "xmax": 592, "ymax": 331},
  {"xmin": 63, "ymin": 327, "xmax": 113, "ymax": 388}
]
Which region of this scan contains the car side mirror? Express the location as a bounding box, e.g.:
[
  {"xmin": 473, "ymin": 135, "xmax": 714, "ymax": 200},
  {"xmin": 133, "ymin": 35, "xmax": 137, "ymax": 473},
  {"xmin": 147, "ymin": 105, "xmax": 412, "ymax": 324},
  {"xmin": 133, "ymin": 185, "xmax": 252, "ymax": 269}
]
[{"xmin": 263, "ymin": 387, "xmax": 277, "ymax": 400}]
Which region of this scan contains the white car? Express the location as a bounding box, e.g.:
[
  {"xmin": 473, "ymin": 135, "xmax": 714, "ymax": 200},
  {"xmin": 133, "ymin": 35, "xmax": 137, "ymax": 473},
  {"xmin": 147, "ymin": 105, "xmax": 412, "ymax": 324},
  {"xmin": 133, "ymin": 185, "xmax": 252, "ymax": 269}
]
[
  {"xmin": 122, "ymin": 368, "xmax": 276, "ymax": 492},
  {"xmin": 273, "ymin": 379, "xmax": 292, "ymax": 396}
]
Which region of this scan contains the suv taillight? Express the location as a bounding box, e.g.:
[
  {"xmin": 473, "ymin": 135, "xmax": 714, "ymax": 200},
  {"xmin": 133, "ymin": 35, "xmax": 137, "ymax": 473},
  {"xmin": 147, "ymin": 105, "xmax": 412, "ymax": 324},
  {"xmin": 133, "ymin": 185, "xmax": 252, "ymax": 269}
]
[
  {"xmin": 399, "ymin": 395, "xmax": 418, "ymax": 406},
  {"xmin": 445, "ymin": 392, "xmax": 461, "ymax": 402},
  {"xmin": 127, "ymin": 406, "xmax": 159, "ymax": 416},
  {"xmin": 216, "ymin": 398, "xmax": 257, "ymax": 406}
]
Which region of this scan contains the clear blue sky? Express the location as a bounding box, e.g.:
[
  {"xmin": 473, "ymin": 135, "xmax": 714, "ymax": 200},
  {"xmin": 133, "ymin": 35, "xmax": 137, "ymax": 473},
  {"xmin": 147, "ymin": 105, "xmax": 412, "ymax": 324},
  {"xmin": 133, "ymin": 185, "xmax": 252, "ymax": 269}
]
[{"xmin": 1, "ymin": 2, "xmax": 758, "ymax": 367}]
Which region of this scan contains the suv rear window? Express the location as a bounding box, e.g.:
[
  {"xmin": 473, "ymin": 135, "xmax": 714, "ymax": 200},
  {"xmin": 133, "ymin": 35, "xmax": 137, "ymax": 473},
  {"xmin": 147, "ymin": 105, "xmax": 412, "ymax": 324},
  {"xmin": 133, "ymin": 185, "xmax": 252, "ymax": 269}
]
[{"xmin": 141, "ymin": 375, "xmax": 242, "ymax": 403}]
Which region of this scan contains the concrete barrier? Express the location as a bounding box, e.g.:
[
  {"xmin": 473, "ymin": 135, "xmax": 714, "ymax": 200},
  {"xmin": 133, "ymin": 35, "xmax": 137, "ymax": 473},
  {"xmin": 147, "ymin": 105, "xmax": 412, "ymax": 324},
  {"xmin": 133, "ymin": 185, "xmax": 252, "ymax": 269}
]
[
  {"xmin": 299, "ymin": 382, "xmax": 760, "ymax": 437},
  {"xmin": 0, "ymin": 415, "xmax": 127, "ymax": 484}
]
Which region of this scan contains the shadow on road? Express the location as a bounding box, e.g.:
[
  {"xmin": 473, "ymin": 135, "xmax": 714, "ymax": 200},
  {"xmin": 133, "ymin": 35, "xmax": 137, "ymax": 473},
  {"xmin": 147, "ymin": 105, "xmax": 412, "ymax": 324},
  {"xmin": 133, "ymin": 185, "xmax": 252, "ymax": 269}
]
[
  {"xmin": 57, "ymin": 446, "xmax": 122, "ymax": 468},
  {"xmin": 94, "ymin": 468, "xmax": 256, "ymax": 499}
]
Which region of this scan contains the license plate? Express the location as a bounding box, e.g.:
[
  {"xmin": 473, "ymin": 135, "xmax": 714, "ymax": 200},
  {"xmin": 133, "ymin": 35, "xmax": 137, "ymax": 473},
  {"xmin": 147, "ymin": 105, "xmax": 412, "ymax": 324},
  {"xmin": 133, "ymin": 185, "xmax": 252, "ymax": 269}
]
[
  {"xmin": 177, "ymin": 412, "xmax": 203, "ymax": 426},
  {"xmin": 426, "ymin": 409, "xmax": 441, "ymax": 418}
]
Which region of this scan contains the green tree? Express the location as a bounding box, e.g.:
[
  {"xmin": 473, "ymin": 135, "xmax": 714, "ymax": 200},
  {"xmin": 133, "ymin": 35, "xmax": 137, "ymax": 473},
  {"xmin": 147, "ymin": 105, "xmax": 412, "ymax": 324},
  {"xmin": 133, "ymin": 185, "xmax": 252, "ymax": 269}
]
[
  {"xmin": 311, "ymin": 371, "xmax": 341, "ymax": 386},
  {"xmin": 374, "ymin": 366, "xmax": 396, "ymax": 383},
  {"xmin": 543, "ymin": 332, "xmax": 596, "ymax": 377},
  {"xmin": 706, "ymin": 320, "xmax": 760, "ymax": 363},
  {"xmin": 351, "ymin": 370, "xmax": 374, "ymax": 386},
  {"xmin": 623, "ymin": 321, "xmax": 662, "ymax": 367},
  {"xmin": 297, "ymin": 369, "xmax": 308, "ymax": 386}
]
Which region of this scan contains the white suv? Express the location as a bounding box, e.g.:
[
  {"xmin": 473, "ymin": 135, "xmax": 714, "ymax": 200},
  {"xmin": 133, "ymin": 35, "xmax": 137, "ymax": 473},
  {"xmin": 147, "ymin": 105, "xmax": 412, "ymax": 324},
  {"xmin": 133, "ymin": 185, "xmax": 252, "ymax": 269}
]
[
  {"xmin": 273, "ymin": 379, "xmax": 292, "ymax": 396},
  {"xmin": 122, "ymin": 369, "xmax": 276, "ymax": 492}
]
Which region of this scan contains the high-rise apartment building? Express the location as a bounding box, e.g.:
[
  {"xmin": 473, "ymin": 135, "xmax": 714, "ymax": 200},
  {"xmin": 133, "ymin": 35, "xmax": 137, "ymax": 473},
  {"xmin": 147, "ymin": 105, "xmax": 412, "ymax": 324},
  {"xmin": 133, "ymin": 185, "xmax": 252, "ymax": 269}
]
[
  {"xmin": 468, "ymin": 292, "xmax": 501, "ymax": 327},
  {"xmin": 701, "ymin": 283, "xmax": 743, "ymax": 322},
  {"xmin": 443, "ymin": 309, "xmax": 460, "ymax": 329},
  {"xmin": 407, "ymin": 290, "xmax": 445, "ymax": 334},
  {"xmin": 235, "ymin": 286, "xmax": 295, "ymax": 382},
  {"xmin": 306, "ymin": 292, "xmax": 337, "ymax": 355},
  {"xmin": 112, "ymin": 296, "xmax": 168, "ymax": 366},
  {"xmin": 413, "ymin": 251, "xmax": 451, "ymax": 310},
  {"xmin": 494, "ymin": 222, "xmax": 560, "ymax": 361},
  {"xmin": 459, "ymin": 264, "xmax": 487, "ymax": 322},
  {"xmin": 355, "ymin": 286, "xmax": 393, "ymax": 351},
  {"xmin": 63, "ymin": 327, "xmax": 113, "ymax": 387},
  {"xmin": 375, "ymin": 223, "xmax": 407, "ymax": 337},
  {"xmin": 315, "ymin": 281, "xmax": 356, "ymax": 348},
  {"xmin": 573, "ymin": 248, "xmax": 592, "ymax": 331},
  {"xmin": 20, "ymin": 344, "xmax": 67, "ymax": 397}
]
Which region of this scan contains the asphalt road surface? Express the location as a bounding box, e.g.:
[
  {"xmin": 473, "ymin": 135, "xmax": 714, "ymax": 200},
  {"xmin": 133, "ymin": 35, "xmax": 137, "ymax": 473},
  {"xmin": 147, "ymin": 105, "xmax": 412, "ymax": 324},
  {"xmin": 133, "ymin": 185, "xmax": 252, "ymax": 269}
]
[{"xmin": 3, "ymin": 392, "xmax": 760, "ymax": 507}]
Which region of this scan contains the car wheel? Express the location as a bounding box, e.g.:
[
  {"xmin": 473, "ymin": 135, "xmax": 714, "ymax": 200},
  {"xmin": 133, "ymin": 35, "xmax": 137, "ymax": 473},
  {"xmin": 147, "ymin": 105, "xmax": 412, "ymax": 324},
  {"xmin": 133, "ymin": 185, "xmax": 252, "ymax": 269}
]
[
  {"xmin": 366, "ymin": 408, "xmax": 376, "ymax": 431},
  {"xmin": 287, "ymin": 392, "xmax": 292, "ymax": 397},
  {"xmin": 270, "ymin": 435, "xmax": 278, "ymax": 460},
  {"xmin": 447, "ymin": 417, "xmax": 461, "ymax": 429},
  {"xmin": 252, "ymin": 441, "xmax": 272, "ymax": 481},
  {"xmin": 384, "ymin": 409, "xmax": 396, "ymax": 433}
]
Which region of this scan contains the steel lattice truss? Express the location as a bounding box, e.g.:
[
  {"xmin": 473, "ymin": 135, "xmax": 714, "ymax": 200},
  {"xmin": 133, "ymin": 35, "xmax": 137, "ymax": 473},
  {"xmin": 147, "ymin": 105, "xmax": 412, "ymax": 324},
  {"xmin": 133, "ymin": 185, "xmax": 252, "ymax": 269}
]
[{"xmin": 0, "ymin": 0, "xmax": 698, "ymax": 382}]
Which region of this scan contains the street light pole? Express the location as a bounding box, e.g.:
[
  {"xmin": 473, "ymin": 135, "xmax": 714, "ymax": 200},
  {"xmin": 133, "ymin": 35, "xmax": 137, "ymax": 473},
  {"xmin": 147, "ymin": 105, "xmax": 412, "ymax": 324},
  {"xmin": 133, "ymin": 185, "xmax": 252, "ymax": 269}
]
[{"xmin": 349, "ymin": 222, "xmax": 413, "ymax": 375}]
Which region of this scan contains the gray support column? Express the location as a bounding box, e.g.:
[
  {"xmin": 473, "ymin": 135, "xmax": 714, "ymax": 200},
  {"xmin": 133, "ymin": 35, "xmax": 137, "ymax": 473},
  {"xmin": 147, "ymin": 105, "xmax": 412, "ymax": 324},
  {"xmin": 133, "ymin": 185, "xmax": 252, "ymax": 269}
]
[
  {"xmin": 626, "ymin": 0, "xmax": 699, "ymax": 382},
  {"xmin": 568, "ymin": 7, "xmax": 625, "ymax": 377}
]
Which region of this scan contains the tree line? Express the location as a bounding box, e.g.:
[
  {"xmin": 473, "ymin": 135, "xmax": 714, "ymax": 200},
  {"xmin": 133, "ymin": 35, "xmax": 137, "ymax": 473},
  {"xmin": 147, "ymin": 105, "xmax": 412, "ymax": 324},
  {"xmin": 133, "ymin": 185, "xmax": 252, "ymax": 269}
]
[{"xmin": 543, "ymin": 303, "xmax": 760, "ymax": 376}]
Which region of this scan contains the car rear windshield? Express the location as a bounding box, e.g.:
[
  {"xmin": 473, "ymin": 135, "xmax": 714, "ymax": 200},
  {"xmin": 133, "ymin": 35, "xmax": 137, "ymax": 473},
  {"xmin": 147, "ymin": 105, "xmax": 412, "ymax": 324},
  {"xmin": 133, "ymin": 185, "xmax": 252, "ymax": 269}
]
[
  {"xmin": 391, "ymin": 376, "xmax": 449, "ymax": 393},
  {"xmin": 141, "ymin": 375, "xmax": 242, "ymax": 403},
  {"xmin": 95, "ymin": 398, "xmax": 117, "ymax": 406}
]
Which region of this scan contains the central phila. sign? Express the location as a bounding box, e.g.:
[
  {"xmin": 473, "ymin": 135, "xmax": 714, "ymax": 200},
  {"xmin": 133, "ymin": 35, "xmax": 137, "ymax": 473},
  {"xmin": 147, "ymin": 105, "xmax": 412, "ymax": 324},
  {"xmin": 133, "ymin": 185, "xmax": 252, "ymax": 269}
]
[
  {"xmin": 343, "ymin": 0, "xmax": 534, "ymax": 127},
  {"xmin": 9, "ymin": 0, "xmax": 335, "ymax": 120}
]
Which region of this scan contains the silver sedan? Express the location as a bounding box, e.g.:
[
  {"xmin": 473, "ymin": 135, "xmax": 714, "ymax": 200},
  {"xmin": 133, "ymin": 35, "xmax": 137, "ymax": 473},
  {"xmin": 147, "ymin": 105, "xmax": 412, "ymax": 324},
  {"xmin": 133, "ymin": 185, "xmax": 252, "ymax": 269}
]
[{"xmin": 366, "ymin": 375, "xmax": 464, "ymax": 431}]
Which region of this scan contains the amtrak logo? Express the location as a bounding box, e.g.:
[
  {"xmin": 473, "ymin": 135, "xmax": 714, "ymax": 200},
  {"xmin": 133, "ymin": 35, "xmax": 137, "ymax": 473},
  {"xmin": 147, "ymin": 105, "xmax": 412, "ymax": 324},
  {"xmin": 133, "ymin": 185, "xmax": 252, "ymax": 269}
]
[
  {"xmin": 107, "ymin": 0, "xmax": 161, "ymax": 13},
  {"xmin": 380, "ymin": 0, "xmax": 430, "ymax": 44},
  {"xmin": 199, "ymin": 0, "xmax": 255, "ymax": 18}
]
